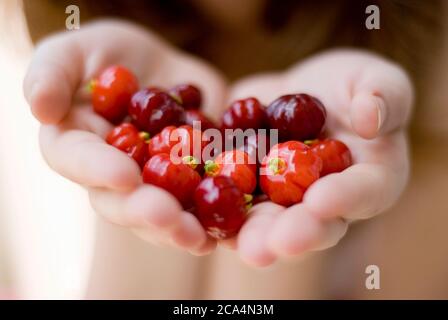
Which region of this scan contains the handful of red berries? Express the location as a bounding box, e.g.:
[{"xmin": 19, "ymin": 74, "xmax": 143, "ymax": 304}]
[{"xmin": 90, "ymin": 65, "xmax": 353, "ymax": 240}]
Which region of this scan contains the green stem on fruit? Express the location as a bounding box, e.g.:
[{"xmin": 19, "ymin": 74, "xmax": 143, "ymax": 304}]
[
  {"xmin": 182, "ymin": 155, "xmax": 199, "ymax": 170},
  {"xmin": 87, "ymin": 79, "xmax": 97, "ymax": 93},
  {"xmin": 204, "ymin": 160, "xmax": 219, "ymax": 176},
  {"xmin": 169, "ymin": 93, "xmax": 183, "ymax": 105},
  {"xmin": 268, "ymin": 157, "xmax": 286, "ymax": 175},
  {"xmin": 139, "ymin": 131, "xmax": 150, "ymax": 143},
  {"xmin": 244, "ymin": 194, "xmax": 253, "ymax": 211},
  {"xmin": 304, "ymin": 139, "xmax": 317, "ymax": 146}
]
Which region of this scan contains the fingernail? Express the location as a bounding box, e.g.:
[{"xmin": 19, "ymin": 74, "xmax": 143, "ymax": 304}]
[{"xmin": 374, "ymin": 96, "xmax": 386, "ymax": 133}]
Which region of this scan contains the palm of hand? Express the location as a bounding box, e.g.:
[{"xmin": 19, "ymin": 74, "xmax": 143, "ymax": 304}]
[{"xmin": 25, "ymin": 21, "xmax": 412, "ymax": 266}]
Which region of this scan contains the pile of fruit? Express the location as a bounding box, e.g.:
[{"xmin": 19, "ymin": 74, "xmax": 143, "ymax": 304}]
[{"xmin": 89, "ymin": 65, "xmax": 353, "ymax": 240}]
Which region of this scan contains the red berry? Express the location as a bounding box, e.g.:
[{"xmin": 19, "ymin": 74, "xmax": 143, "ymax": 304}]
[
  {"xmin": 142, "ymin": 153, "xmax": 201, "ymax": 209},
  {"xmin": 266, "ymin": 94, "xmax": 326, "ymax": 141},
  {"xmin": 194, "ymin": 176, "xmax": 249, "ymax": 239},
  {"xmin": 106, "ymin": 123, "xmax": 149, "ymax": 169},
  {"xmin": 237, "ymin": 133, "xmax": 270, "ymax": 166},
  {"xmin": 309, "ymin": 139, "xmax": 352, "ymax": 176},
  {"xmin": 147, "ymin": 125, "xmax": 208, "ymax": 168},
  {"xmin": 260, "ymin": 141, "xmax": 322, "ymax": 206},
  {"xmin": 221, "ymin": 97, "xmax": 266, "ymax": 130},
  {"xmin": 128, "ymin": 88, "xmax": 185, "ymax": 135},
  {"xmin": 183, "ymin": 110, "xmax": 217, "ymax": 131},
  {"xmin": 205, "ymin": 150, "xmax": 257, "ymax": 194},
  {"xmin": 169, "ymin": 84, "xmax": 202, "ymax": 110},
  {"xmin": 90, "ymin": 66, "xmax": 138, "ymax": 123}
]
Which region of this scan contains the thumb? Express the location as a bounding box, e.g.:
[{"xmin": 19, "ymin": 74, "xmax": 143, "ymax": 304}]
[{"xmin": 350, "ymin": 60, "xmax": 414, "ymax": 139}]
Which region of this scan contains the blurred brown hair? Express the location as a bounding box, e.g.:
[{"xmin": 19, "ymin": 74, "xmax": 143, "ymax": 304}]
[{"xmin": 23, "ymin": 0, "xmax": 444, "ymax": 83}]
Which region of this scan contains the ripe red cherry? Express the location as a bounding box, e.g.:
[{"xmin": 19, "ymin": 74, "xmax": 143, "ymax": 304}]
[
  {"xmin": 204, "ymin": 150, "xmax": 256, "ymax": 194},
  {"xmin": 238, "ymin": 133, "xmax": 271, "ymax": 166},
  {"xmin": 128, "ymin": 88, "xmax": 185, "ymax": 135},
  {"xmin": 142, "ymin": 153, "xmax": 201, "ymax": 209},
  {"xmin": 183, "ymin": 110, "xmax": 217, "ymax": 131},
  {"xmin": 106, "ymin": 123, "xmax": 149, "ymax": 169},
  {"xmin": 266, "ymin": 94, "xmax": 326, "ymax": 141},
  {"xmin": 194, "ymin": 176, "xmax": 249, "ymax": 239},
  {"xmin": 221, "ymin": 97, "xmax": 266, "ymax": 130},
  {"xmin": 90, "ymin": 66, "xmax": 138, "ymax": 123},
  {"xmin": 147, "ymin": 125, "xmax": 208, "ymax": 168},
  {"xmin": 308, "ymin": 139, "xmax": 352, "ymax": 176},
  {"xmin": 169, "ymin": 84, "xmax": 202, "ymax": 110},
  {"xmin": 260, "ymin": 141, "xmax": 322, "ymax": 206}
]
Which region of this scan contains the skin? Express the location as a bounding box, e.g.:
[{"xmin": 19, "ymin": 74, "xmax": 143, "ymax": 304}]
[{"xmin": 23, "ymin": 14, "xmax": 419, "ymax": 297}]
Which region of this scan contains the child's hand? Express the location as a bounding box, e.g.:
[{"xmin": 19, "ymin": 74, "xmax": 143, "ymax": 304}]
[
  {"xmin": 229, "ymin": 50, "xmax": 413, "ymax": 266},
  {"xmin": 23, "ymin": 20, "xmax": 227, "ymax": 255}
]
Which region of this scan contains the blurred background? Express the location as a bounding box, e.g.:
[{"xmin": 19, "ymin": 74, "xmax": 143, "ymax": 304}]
[{"xmin": 0, "ymin": 1, "xmax": 94, "ymax": 299}]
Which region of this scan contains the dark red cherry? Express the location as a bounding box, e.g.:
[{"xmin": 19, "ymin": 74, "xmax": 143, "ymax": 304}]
[
  {"xmin": 266, "ymin": 94, "xmax": 326, "ymax": 141},
  {"xmin": 169, "ymin": 84, "xmax": 202, "ymax": 110},
  {"xmin": 128, "ymin": 88, "xmax": 185, "ymax": 135},
  {"xmin": 221, "ymin": 97, "xmax": 266, "ymax": 131},
  {"xmin": 194, "ymin": 176, "xmax": 249, "ymax": 240},
  {"xmin": 183, "ymin": 110, "xmax": 217, "ymax": 131}
]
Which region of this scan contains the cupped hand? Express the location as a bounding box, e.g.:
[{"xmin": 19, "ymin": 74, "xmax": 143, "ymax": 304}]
[
  {"xmin": 229, "ymin": 50, "xmax": 413, "ymax": 267},
  {"xmin": 24, "ymin": 20, "xmax": 227, "ymax": 255}
]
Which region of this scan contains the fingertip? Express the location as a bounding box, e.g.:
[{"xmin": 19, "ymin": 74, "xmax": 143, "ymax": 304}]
[
  {"xmin": 350, "ymin": 93, "xmax": 386, "ymax": 140},
  {"xmin": 303, "ymin": 174, "xmax": 347, "ymax": 220},
  {"xmin": 220, "ymin": 238, "xmax": 237, "ymax": 250},
  {"xmin": 126, "ymin": 185, "xmax": 183, "ymax": 229},
  {"xmin": 267, "ymin": 208, "xmax": 321, "ymax": 257},
  {"xmin": 237, "ymin": 203, "xmax": 281, "ymax": 267},
  {"xmin": 25, "ymin": 67, "xmax": 73, "ymax": 124},
  {"xmin": 189, "ymin": 237, "xmax": 217, "ymax": 256},
  {"xmin": 87, "ymin": 143, "xmax": 142, "ymax": 191},
  {"xmin": 171, "ymin": 213, "xmax": 207, "ymax": 249},
  {"xmin": 238, "ymin": 231, "xmax": 277, "ymax": 268}
]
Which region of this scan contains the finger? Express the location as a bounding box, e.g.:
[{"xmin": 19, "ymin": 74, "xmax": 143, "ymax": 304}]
[
  {"xmin": 304, "ymin": 131, "xmax": 409, "ymax": 220},
  {"xmin": 171, "ymin": 213, "xmax": 210, "ymax": 251},
  {"xmin": 350, "ymin": 59, "xmax": 414, "ymax": 139},
  {"xmin": 219, "ymin": 238, "xmax": 237, "ymax": 250},
  {"xmin": 282, "ymin": 50, "xmax": 413, "ymax": 138},
  {"xmin": 40, "ymin": 126, "xmax": 140, "ymax": 191},
  {"xmin": 189, "ymin": 237, "xmax": 218, "ymax": 256},
  {"xmin": 24, "ymin": 33, "xmax": 84, "ymax": 124},
  {"xmin": 157, "ymin": 52, "xmax": 228, "ymax": 121},
  {"xmin": 89, "ymin": 185, "xmax": 183, "ymax": 228},
  {"xmin": 23, "ymin": 20, "xmax": 153, "ymax": 124},
  {"xmin": 228, "ymin": 72, "xmax": 287, "ymax": 106},
  {"xmin": 267, "ymin": 205, "xmax": 348, "ymax": 257},
  {"xmin": 237, "ymin": 202, "xmax": 284, "ymax": 267},
  {"xmin": 304, "ymin": 163, "xmax": 407, "ymax": 221}
]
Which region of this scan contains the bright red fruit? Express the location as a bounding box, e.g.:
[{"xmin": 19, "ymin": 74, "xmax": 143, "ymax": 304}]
[
  {"xmin": 128, "ymin": 88, "xmax": 185, "ymax": 135},
  {"xmin": 221, "ymin": 97, "xmax": 266, "ymax": 130},
  {"xmin": 204, "ymin": 150, "xmax": 256, "ymax": 194},
  {"xmin": 183, "ymin": 110, "xmax": 217, "ymax": 131},
  {"xmin": 194, "ymin": 176, "xmax": 249, "ymax": 239},
  {"xmin": 266, "ymin": 94, "xmax": 326, "ymax": 141},
  {"xmin": 169, "ymin": 84, "xmax": 202, "ymax": 110},
  {"xmin": 260, "ymin": 141, "xmax": 322, "ymax": 206},
  {"xmin": 309, "ymin": 139, "xmax": 352, "ymax": 176},
  {"xmin": 142, "ymin": 153, "xmax": 201, "ymax": 209},
  {"xmin": 106, "ymin": 123, "xmax": 149, "ymax": 169},
  {"xmin": 147, "ymin": 125, "xmax": 208, "ymax": 168},
  {"xmin": 237, "ymin": 133, "xmax": 270, "ymax": 166},
  {"xmin": 90, "ymin": 66, "xmax": 138, "ymax": 123}
]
